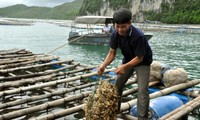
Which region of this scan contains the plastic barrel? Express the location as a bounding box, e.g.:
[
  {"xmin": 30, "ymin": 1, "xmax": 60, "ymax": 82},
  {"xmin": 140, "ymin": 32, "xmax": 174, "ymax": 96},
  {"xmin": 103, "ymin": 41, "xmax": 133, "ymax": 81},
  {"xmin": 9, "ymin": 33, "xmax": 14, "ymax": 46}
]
[
  {"xmin": 149, "ymin": 87, "xmax": 189, "ymax": 104},
  {"xmin": 130, "ymin": 96, "xmax": 183, "ymax": 119}
]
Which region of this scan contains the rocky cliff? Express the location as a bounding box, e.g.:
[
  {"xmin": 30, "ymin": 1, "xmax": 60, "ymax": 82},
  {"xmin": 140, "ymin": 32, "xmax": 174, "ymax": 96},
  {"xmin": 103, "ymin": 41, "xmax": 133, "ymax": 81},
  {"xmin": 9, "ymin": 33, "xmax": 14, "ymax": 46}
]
[{"xmin": 80, "ymin": 0, "xmax": 175, "ymax": 22}]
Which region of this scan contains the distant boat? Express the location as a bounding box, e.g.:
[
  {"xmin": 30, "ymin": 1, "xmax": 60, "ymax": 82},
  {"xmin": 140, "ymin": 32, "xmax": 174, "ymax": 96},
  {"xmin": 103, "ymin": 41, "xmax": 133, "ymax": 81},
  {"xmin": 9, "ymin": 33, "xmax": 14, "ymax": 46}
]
[{"xmin": 68, "ymin": 16, "xmax": 152, "ymax": 45}]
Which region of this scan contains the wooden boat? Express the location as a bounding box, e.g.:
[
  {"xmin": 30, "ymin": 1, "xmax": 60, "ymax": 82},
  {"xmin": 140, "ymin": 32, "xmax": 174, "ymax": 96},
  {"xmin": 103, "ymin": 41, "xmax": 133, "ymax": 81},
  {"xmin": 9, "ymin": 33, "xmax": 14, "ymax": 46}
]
[{"xmin": 68, "ymin": 16, "xmax": 153, "ymax": 45}]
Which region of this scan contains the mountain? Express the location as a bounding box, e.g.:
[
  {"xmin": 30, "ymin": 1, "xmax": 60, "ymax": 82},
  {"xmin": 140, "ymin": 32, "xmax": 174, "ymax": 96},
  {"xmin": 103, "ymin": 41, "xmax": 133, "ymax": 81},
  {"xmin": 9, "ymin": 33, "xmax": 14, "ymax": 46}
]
[
  {"xmin": 0, "ymin": 0, "xmax": 200, "ymax": 24},
  {"xmin": 79, "ymin": 0, "xmax": 200, "ymax": 24},
  {"xmin": 0, "ymin": 0, "xmax": 83, "ymax": 20}
]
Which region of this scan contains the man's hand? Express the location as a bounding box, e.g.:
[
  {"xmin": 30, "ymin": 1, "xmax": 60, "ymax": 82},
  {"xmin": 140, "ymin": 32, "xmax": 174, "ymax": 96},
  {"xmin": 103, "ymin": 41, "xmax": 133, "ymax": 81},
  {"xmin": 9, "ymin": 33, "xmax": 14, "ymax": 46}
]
[
  {"xmin": 98, "ymin": 65, "xmax": 106, "ymax": 75},
  {"xmin": 115, "ymin": 64, "xmax": 126, "ymax": 75}
]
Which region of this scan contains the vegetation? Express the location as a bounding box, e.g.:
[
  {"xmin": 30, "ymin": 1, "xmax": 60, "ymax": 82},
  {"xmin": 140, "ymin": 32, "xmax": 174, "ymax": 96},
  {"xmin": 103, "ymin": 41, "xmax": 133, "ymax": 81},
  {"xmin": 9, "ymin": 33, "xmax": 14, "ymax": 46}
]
[
  {"xmin": 0, "ymin": 0, "xmax": 83, "ymax": 20},
  {"xmin": 79, "ymin": 0, "xmax": 103, "ymax": 15},
  {"xmin": 0, "ymin": 0, "xmax": 200, "ymax": 24},
  {"xmin": 79, "ymin": 0, "xmax": 131, "ymax": 15},
  {"xmin": 108, "ymin": 0, "xmax": 132, "ymax": 10},
  {"xmin": 146, "ymin": 0, "xmax": 200, "ymax": 24},
  {"xmin": 81, "ymin": 0, "xmax": 200, "ymax": 24}
]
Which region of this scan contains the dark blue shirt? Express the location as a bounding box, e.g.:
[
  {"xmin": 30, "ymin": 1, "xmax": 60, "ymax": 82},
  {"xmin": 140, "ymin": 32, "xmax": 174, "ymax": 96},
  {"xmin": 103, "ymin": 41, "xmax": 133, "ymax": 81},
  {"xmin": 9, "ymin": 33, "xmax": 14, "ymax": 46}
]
[{"xmin": 109, "ymin": 25, "xmax": 153, "ymax": 66}]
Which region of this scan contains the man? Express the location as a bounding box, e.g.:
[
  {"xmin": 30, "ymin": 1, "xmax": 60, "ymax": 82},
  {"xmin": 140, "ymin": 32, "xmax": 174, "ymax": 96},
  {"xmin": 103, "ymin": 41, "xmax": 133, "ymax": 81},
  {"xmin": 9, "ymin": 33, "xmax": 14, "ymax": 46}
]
[
  {"xmin": 98, "ymin": 8, "xmax": 153, "ymax": 120},
  {"xmin": 102, "ymin": 23, "xmax": 110, "ymax": 34}
]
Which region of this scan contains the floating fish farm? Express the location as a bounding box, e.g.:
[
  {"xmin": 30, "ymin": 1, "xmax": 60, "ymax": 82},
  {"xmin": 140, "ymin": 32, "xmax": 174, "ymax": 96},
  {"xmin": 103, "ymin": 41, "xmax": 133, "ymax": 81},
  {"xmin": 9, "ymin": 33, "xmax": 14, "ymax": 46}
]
[{"xmin": 0, "ymin": 49, "xmax": 200, "ymax": 120}]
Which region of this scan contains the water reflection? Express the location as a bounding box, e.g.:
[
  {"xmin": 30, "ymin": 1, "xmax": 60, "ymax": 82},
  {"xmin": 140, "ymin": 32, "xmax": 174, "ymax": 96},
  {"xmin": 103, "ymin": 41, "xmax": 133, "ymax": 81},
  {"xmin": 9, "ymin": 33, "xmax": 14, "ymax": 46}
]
[
  {"xmin": 0, "ymin": 22, "xmax": 199, "ymax": 79},
  {"xmin": 0, "ymin": 22, "xmax": 200, "ymax": 120},
  {"xmin": 150, "ymin": 32, "xmax": 200, "ymax": 79}
]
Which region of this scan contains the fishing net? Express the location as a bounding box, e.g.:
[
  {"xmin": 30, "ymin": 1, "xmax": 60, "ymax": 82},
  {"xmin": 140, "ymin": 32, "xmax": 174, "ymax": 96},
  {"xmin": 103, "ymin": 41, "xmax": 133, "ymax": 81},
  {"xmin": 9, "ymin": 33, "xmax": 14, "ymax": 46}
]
[{"xmin": 84, "ymin": 79, "xmax": 120, "ymax": 120}]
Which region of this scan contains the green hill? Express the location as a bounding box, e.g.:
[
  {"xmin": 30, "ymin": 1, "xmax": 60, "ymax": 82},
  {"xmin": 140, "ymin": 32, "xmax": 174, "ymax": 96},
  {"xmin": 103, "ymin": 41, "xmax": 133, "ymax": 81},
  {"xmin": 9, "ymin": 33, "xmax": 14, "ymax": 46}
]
[
  {"xmin": 0, "ymin": 0, "xmax": 200, "ymax": 24},
  {"xmin": 0, "ymin": 0, "xmax": 83, "ymax": 20},
  {"xmin": 146, "ymin": 0, "xmax": 200, "ymax": 24}
]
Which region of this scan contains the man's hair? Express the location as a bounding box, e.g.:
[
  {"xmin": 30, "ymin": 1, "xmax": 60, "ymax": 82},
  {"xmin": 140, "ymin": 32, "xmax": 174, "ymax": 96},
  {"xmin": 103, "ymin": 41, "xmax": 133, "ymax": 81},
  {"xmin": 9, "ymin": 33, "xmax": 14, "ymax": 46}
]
[{"xmin": 113, "ymin": 8, "xmax": 132, "ymax": 24}]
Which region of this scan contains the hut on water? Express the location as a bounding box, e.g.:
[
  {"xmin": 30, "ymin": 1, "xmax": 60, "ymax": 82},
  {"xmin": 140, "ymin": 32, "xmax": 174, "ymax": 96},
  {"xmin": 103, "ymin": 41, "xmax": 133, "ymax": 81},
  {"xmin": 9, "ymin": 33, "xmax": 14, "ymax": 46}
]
[{"xmin": 0, "ymin": 48, "xmax": 199, "ymax": 120}]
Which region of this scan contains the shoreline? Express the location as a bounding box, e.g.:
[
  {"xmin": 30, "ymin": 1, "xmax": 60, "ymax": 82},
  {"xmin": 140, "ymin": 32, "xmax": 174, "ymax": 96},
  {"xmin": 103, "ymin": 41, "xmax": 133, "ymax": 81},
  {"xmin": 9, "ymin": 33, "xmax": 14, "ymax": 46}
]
[{"xmin": 1, "ymin": 17, "xmax": 200, "ymax": 33}]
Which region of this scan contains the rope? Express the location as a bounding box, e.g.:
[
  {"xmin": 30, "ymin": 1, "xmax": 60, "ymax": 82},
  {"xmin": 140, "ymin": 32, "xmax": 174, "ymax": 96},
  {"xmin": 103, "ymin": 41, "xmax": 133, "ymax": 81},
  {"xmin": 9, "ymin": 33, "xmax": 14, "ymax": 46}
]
[
  {"xmin": 47, "ymin": 35, "xmax": 84, "ymax": 54},
  {"xmin": 47, "ymin": 42, "xmax": 68, "ymax": 54}
]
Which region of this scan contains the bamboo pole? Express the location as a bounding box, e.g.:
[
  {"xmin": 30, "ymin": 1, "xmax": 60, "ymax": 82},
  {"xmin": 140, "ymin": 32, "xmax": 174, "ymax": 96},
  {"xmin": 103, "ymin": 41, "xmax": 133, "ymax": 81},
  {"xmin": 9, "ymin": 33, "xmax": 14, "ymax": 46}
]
[
  {"xmin": 0, "ymin": 65, "xmax": 96, "ymax": 88},
  {"xmin": 120, "ymin": 79, "xmax": 200, "ymax": 112},
  {"xmin": 0, "ymin": 56, "xmax": 60, "ymax": 69},
  {"xmin": 0, "ymin": 59, "xmax": 74, "ymax": 74},
  {"xmin": 3, "ymin": 79, "xmax": 158, "ymax": 120},
  {"xmin": 0, "ymin": 72, "xmax": 42, "ymax": 81},
  {"xmin": 0, "ymin": 49, "xmax": 26, "ymax": 55},
  {"xmin": 0, "ymin": 68, "xmax": 115, "ymax": 97},
  {"xmin": 117, "ymin": 113, "xmax": 138, "ymax": 120},
  {"xmin": 180, "ymin": 91, "xmax": 200, "ymax": 98},
  {"xmin": 123, "ymin": 81, "xmax": 160, "ymax": 96},
  {"xmin": 160, "ymin": 95, "xmax": 200, "ymax": 120},
  {"xmin": 71, "ymin": 61, "xmax": 93, "ymax": 68},
  {"xmin": 146, "ymin": 83, "xmax": 199, "ymax": 98},
  {"xmin": 0, "ymin": 55, "xmax": 58, "ymax": 65},
  {"xmin": 0, "ymin": 65, "xmax": 95, "ymax": 82},
  {"xmin": 0, "ymin": 58, "xmax": 29, "ymax": 65},
  {"xmin": 0, "ymin": 76, "xmax": 110, "ymax": 109},
  {"xmin": 0, "ymin": 49, "xmax": 31, "ymax": 55},
  {"xmin": 125, "ymin": 79, "xmax": 136, "ymax": 85},
  {"xmin": 0, "ymin": 92, "xmax": 91, "ymax": 120},
  {"xmin": 0, "ymin": 81, "xmax": 97, "ymax": 109},
  {"xmin": 34, "ymin": 104, "xmax": 85, "ymax": 120},
  {"xmin": 0, "ymin": 74, "xmax": 55, "ymax": 89},
  {"xmin": 30, "ymin": 81, "xmax": 158, "ymax": 120},
  {"xmin": 0, "ymin": 53, "xmax": 34, "ymax": 59},
  {"xmin": 0, "ymin": 78, "xmax": 118, "ymax": 109},
  {"xmin": 0, "ymin": 48, "xmax": 19, "ymax": 54},
  {"xmin": 0, "ymin": 77, "xmax": 115, "ymax": 110},
  {"xmin": 0, "ymin": 75, "xmax": 151, "ymax": 111},
  {"xmin": 0, "ymin": 54, "xmax": 54, "ymax": 65},
  {"xmin": 43, "ymin": 63, "xmax": 79, "ymax": 75},
  {"xmin": 42, "ymin": 87, "xmax": 58, "ymax": 93},
  {"xmin": 0, "ymin": 78, "xmax": 138, "ymax": 117}
]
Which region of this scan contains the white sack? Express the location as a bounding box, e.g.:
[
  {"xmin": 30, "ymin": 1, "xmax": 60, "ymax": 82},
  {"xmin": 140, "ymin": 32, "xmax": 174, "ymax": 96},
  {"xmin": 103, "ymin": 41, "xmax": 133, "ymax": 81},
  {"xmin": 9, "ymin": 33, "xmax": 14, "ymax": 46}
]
[{"xmin": 162, "ymin": 68, "xmax": 188, "ymax": 87}]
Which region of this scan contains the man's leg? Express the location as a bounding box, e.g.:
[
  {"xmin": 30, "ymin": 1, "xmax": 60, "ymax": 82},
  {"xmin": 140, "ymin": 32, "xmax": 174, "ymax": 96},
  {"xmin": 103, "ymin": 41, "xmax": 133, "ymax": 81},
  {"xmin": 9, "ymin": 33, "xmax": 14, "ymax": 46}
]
[
  {"xmin": 115, "ymin": 68, "xmax": 135, "ymax": 112},
  {"xmin": 134, "ymin": 65, "xmax": 150, "ymax": 120}
]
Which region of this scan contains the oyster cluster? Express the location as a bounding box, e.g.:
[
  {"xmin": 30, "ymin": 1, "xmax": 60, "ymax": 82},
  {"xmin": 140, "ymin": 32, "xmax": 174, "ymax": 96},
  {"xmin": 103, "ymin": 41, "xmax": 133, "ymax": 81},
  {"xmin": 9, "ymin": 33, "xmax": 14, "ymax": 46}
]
[{"xmin": 84, "ymin": 80, "xmax": 120, "ymax": 120}]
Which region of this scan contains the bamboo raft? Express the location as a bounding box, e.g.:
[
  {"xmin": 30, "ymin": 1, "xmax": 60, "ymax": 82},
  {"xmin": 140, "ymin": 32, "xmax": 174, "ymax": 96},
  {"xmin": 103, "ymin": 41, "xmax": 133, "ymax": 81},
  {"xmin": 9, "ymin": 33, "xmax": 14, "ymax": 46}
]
[{"xmin": 0, "ymin": 48, "xmax": 200, "ymax": 120}]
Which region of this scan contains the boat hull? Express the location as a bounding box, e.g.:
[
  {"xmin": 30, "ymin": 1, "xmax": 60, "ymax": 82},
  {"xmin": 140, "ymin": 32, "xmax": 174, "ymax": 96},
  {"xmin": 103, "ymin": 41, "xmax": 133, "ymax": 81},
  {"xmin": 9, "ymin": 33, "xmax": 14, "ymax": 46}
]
[
  {"xmin": 68, "ymin": 34, "xmax": 153, "ymax": 45},
  {"xmin": 68, "ymin": 33, "xmax": 110, "ymax": 45}
]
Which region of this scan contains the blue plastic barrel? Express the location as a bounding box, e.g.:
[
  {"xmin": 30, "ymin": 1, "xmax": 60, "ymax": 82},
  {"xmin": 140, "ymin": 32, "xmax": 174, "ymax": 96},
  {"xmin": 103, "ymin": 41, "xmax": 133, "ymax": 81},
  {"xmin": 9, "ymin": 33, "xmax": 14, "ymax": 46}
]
[
  {"xmin": 130, "ymin": 96, "xmax": 183, "ymax": 119},
  {"xmin": 149, "ymin": 87, "xmax": 189, "ymax": 104}
]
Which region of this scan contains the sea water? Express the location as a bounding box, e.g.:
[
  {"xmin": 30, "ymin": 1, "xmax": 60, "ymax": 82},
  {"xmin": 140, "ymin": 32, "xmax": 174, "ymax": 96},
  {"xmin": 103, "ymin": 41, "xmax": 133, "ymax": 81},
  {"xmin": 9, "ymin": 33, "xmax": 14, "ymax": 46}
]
[{"xmin": 0, "ymin": 22, "xmax": 200, "ymax": 119}]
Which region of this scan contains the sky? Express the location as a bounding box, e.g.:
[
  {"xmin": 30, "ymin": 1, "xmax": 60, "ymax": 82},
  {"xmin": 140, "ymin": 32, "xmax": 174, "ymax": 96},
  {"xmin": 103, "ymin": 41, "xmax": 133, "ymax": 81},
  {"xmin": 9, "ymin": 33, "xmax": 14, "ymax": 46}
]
[{"xmin": 0, "ymin": 0, "xmax": 75, "ymax": 8}]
